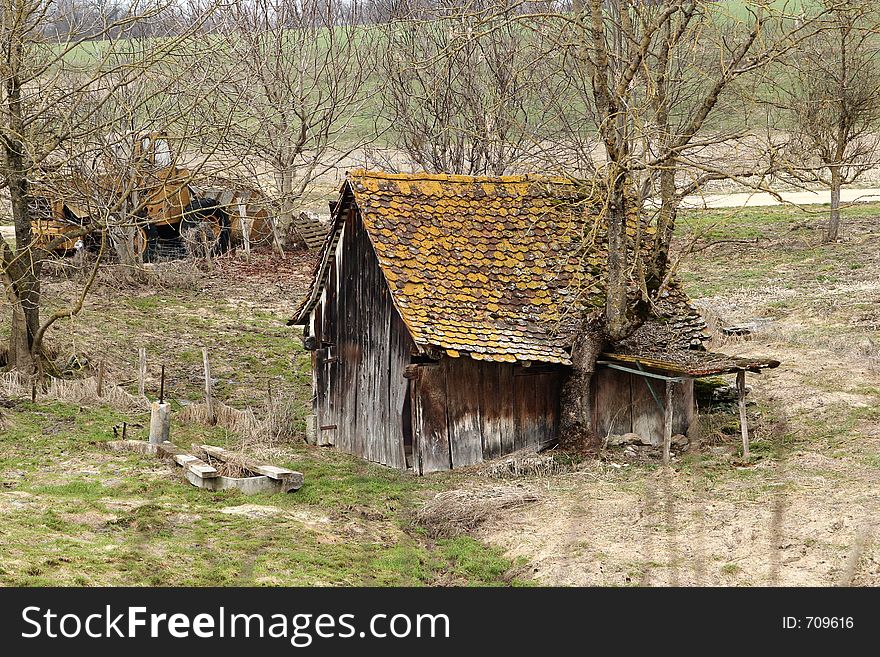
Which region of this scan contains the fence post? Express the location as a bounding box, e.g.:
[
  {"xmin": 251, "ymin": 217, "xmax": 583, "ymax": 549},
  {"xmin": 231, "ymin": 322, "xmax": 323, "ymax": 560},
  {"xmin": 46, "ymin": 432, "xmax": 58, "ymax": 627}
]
[
  {"xmin": 202, "ymin": 347, "xmax": 216, "ymax": 425},
  {"xmin": 138, "ymin": 347, "xmax": 146, "ymax": 397}
]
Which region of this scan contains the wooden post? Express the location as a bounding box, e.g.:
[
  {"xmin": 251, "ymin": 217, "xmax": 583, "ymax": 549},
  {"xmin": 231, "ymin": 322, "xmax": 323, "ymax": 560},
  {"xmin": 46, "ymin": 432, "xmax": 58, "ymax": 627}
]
[
  {"xmin": 737, "ymin": 370, "xmax": 750, "ymax": 462},
  {"xmin": 305, "ymin": 414, "xmax": 318, "ymax": 446},
  {"xmin": 239, "ymin": 201, "xmax": 251, "ymax": 260},
  {"xmin": 663, "ymin": 380, "xmax": 674, "ymax": 465},
  {"xmin": 138, "ymin": 347, "xmax": 146, "ymax": 397},
  {"xmin": 270, "ymin": 215, "xmax": 285, "ymax": 257},
  {"xmin": 31, "ymin": 379, "xmax": 37, "ymax": 403},
  {"xmin": 202, "ymin": 231, "xmax": 215, "ymax": 271},
  {"xmin": 149, "ymin": 401, "xmax": 171, "ymax": 444},
  {"xmin": 202, "ymin": 347, "xmax": 215, "ymax": 424},
  {"xmin": 96, "ymin": 360, "xmax": 105, "ymax": 398}
]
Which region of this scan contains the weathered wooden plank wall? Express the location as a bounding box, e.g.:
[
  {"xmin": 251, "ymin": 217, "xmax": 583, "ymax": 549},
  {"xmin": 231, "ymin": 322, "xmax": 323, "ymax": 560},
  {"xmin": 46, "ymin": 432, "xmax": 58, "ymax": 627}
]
[
  {"xmin": 593, "ymin": 367, "xmax": 694, "ymax": 445},
  {"xmin": 309, "ymin": 208, "xmax": 414, "ymax": 468},
  {"xmin": 386, "ymin": 309, "xmax": 410, "ymax": 469},
  {"xmin": 413, "ymin": 364, "xmax": 452, "ymax": 473},
  {"xmin": 447, "ymin": 357, "xmax": 483, "ymax": 468},
  {"xmin": 631, "ymin": 376, "xmax": 665, "ymax": 445},
  {"xmin": 309, "ymin": 207, "xmax": 564, "ymax": 473},
  {"xmin": 410, "ymin": 358, "xmax": 563, "ymax": 474}
]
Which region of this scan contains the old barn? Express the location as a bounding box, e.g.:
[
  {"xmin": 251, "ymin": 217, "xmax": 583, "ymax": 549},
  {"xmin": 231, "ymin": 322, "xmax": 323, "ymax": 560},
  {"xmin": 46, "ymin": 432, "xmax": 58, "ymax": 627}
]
[{"xmin": 290, "ymin": 171, "xmax": 778, "ymax": 473}]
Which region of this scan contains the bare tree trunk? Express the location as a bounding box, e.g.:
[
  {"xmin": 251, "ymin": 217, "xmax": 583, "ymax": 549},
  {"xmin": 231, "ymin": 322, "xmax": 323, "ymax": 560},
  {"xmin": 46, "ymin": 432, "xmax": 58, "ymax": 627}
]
[
  {"xmin": 2, "ymin": 24, "xmax": 41, "ymax": 374},
  {"xmin": 275, "ymin": 168, "xmax": 295, "ymax": 254},
  {"xmin": 559, "ymin": 316, "xmax": 606, "ymax": 448},
  {"xmin": 605, "ymin": 175, "xmax": 630, "ymax": 341},
  {"xmin": 827, "ymin": 164, "xmax": 842, "ymax": 242},
  {"xmin": 649, "ymin": 160, "xmax": 677, "ymax": 290},
  {"xmin": 5, "ymin": 144, "xmax": 41, "ymax": 373}
]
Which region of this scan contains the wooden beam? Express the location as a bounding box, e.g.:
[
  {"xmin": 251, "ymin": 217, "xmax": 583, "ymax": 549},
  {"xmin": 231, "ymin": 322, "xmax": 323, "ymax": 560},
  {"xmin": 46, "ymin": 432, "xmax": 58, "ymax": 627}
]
[
  {"xmin": 96, "ymin": 360, "xmax": 104, "ymax": 398},
  {"xmin": 138, "ymin": 347, "xmax": 147, "ymax": 397},
  {"xmin": 663, "ymin": 380, "xmax": 674, "ymax": 465},
  {"xmin": 597, "ymin": 361, "xmax": 690, "ymax": 383},
  {"xmin": 238, "ymin": 201, "xmax": 251, "ymax": 260},
  {"xmin": 737, "ymin": 370, "xmax": 750, "ymax": 462}
]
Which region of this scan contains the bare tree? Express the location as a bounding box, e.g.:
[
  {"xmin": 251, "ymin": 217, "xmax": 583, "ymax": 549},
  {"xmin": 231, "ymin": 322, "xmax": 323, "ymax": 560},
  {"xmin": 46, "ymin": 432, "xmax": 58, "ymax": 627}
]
[
  {"xmin": 512, "ymin": 0, "xmax": 824, "ymax": 442},
  {"xmin": 0, "ymin": 0, "xmax": 228, "ymax": 374},
  {"xmin": 194, "ymin": 0, "xmax": 376, "ymax": 243},
  {"xmin": 376, "ymin": 1, "xmax": 557, "ymax": 175},
  {"xmin": 778, "ymin": 1, "xmax": 880, "ymax": 242}
]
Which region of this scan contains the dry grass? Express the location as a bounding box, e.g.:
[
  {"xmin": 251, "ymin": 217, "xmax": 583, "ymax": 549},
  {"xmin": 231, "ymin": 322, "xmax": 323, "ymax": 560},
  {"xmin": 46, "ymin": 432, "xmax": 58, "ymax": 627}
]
[
  {"xmin": 415, "ymin": 485, "xmax": 540, "ymax": 538},
  {"xmin": 481, "ymin": 450, "xmax": 576, "ymax": 479},
  {"xmin": 0, "ymin": 372, "xmax": 147, "ymax": 412},
  {"xmin": 111, "ymin": 260, "xmax": 205, "ymax": 291},
  {"xmin": 178, "ymin": 396, "xmax": 300, "ymax": 448},
  {"xmin": 179, "ymin": 400, "xmax": 261, "ymax": 437},
  {"xmin": 193, "ymin": 445, "xmax": 257, "ymax": 478}
]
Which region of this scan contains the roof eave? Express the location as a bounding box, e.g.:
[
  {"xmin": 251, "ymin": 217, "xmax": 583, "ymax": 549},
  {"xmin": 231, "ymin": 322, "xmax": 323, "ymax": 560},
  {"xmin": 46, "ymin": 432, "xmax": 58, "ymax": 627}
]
[{"xmin": 285, "ymin": 181, "xmax": 353, "ymax": 326}]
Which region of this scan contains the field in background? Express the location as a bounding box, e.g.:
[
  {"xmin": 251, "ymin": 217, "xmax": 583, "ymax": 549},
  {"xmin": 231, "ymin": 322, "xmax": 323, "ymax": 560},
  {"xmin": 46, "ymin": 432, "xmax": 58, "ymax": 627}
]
[{"xmin": 1, "ymin": 198, "xmax": 879, "ymax": 585}]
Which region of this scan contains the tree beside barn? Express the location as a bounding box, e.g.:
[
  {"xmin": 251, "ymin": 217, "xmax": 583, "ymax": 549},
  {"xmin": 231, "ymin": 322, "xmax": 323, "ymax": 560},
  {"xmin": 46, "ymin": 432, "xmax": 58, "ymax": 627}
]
[{"xmin": 291, "ymin": 170, "xmax": 779, "ymax": 473}]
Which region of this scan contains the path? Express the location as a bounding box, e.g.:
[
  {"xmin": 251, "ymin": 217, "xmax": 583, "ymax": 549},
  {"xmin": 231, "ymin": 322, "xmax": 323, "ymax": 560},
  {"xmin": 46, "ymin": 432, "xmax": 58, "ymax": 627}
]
[{"xmin": 680, "ymin": 188, "xmax": 880, "ymax": 209}]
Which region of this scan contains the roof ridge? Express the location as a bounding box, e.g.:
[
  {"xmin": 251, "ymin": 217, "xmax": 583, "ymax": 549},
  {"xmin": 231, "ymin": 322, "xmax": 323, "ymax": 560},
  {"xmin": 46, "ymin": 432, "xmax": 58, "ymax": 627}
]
[{"xmin": 346, "ymin": 169, "xmax": 576, "ymax": 186}]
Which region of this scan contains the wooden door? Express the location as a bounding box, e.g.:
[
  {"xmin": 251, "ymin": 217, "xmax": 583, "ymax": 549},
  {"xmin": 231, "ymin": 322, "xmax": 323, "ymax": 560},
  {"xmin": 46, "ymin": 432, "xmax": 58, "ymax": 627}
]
[{"xmin": 315, "ymin": 345, "xmax": 337, "ymax": 446}]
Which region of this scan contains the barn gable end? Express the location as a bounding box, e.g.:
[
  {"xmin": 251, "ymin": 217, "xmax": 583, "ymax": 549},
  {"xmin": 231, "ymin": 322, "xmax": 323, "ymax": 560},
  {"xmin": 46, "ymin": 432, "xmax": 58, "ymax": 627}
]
[{"xmin": 307, "ymin": 201, "xmax": 411, "ymax": 468}]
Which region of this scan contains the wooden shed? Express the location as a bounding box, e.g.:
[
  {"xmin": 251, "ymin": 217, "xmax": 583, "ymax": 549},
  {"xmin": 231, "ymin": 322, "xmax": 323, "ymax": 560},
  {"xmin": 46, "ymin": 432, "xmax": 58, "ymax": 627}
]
[{"xmin": 289, "ymin": 171, "xmax": 779, "ymax": 473}]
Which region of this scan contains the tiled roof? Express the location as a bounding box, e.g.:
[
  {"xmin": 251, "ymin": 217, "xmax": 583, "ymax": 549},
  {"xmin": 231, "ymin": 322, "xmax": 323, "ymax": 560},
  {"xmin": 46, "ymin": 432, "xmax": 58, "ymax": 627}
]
[
  {"xmin": 601, "ymin": 350, "xmax": 781, "ymax": 377},
  {"xmin": 292, "ymin": 170, "xmax": 709, "ymax": 365}
]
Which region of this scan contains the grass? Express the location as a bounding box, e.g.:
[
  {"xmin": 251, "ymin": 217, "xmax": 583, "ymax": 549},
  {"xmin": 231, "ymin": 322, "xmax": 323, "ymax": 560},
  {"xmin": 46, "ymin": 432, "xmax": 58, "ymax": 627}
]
[
  {"xmin": 676, "ymin": 201, "xmax": 880, "ymax": 297},
  {"xmin": 3, "ymin": 197, "xmax": 880, "ymax": 586},
  {"xmin": 0, "ymin": 252, "xmax": 524, "ymax": 586},
  {"xmin": 0, "ymin": 398, "xmax": 517, "ymax": 586}
]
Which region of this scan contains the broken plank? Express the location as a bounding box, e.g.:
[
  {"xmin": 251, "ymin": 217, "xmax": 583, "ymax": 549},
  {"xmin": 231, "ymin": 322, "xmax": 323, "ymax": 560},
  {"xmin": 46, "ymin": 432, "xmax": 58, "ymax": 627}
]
[
  {"xmin": 187, "ymin": 460, "xmax": 219, "ymax": 479},
  {"xmin": 252, "ymin": 464, "xmax": 295, "ymax": 479},
  {"xmin": 200, "ymin": 444, "xmax": 231, "ymax": 460}
]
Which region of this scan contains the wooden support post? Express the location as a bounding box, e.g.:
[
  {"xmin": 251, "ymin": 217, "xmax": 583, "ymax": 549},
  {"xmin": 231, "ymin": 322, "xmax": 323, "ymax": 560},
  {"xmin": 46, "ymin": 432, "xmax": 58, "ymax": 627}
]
[
  {"xmin": 305, "ymin": 414, "xmax": 318, "ymax": 446},
  {"xmin": 270, "ymin": 216, "xmax": 285, "ymax": 257},
  {"xmin": 31, "ymin": 379, "xmax": 37, "ymax": 403},
  {"xmin": 238, "ymin": 201, "xmax": 251, "ymax": 260},
  {"xmin": 737, "ymin": 370, "xmax": 750, "ymax": 463},
  {"xmin": 202, "ymin": 347, "xmax": 215, "ymax": 425},
  {"xmin": 149, "ymin": 401, "xmax": 171, "ymax": 444},
  {"xmin": 138, "ymin": 347, "xmax": 146, "ymax": 397},
  {"xmin": 663, "ymin": 380, "xmax": 674, "ymax": 465},
  {"xmin": 96, "ymin": 361, "xmax": 105, "ymax": 398}
]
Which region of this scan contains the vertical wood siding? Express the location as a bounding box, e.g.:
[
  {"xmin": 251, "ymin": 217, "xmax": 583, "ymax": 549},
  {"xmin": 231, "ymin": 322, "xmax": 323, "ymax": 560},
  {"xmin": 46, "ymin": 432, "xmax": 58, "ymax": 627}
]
[
  {"xmin": 308, "ymin": 208, "xmax": 564, "ymax": 474},
  {"xmin": 310, "ymin": 209, "xmax": 413, "ymax": 469},
  {"xmin": 593, "ymin": 367, "xmax": 694, "ymax": 445},
  {"xmin": 410, "ymin": 359, "xmax": 562, "ymax": 474}
]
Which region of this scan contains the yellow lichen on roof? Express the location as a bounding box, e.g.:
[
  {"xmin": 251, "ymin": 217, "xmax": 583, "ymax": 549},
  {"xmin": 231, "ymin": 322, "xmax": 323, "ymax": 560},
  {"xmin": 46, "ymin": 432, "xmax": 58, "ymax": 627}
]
[
  {"xmin": 291, "ymin": 170, "xmax": 709, "ymax": 364},
  {"xmin": 347, "ymin": 170, "xmax": 613, "ymax": 365}
]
